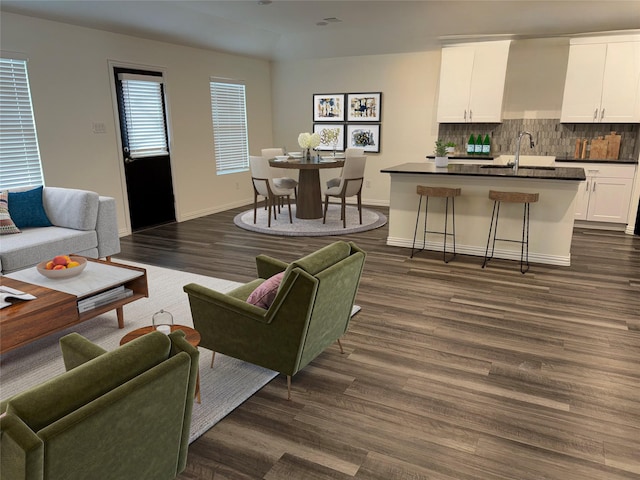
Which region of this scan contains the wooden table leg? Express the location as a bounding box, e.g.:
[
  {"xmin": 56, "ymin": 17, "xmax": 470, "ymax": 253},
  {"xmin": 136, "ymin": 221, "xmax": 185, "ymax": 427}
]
[
  {"xmin": 296, "ymin": 169, "xmax": 323, "ymax": 219},
  {"xmin": 116, "ymin": 306, "xmax": 124, "ymax": 328}
]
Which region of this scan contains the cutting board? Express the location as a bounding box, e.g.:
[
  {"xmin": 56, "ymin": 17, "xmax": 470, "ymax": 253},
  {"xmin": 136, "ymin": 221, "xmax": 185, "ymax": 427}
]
[
  {"xmin": 589, "ymin": 137, "xmax": 608, "ymax": 159},
  {"xmin": 605, "ymin": 132, "xmax": 621, "ymax": 160}
]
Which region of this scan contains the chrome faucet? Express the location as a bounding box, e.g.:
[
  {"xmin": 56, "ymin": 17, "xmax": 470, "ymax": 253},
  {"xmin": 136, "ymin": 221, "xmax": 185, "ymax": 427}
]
[{"xmin": 513, "ymin": 131, "xmax": 535, "ymax": 174}]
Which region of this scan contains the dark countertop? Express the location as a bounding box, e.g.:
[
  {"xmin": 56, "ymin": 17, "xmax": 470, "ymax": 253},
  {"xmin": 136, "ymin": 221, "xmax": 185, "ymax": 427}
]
[
  {"xmin": 426, "ymin": 155, "xmax": 637, "ymax": 165},
  {"xmin": 555, "ymin": 157, "xmax": 638, "ymax": 165},
  {"xmin": 381, "ymin": 162, "xmax": 586, "ymax": 181},
  {"xmin": 426, "ymin": 155, "xmax": 494, "ymax": 160}
]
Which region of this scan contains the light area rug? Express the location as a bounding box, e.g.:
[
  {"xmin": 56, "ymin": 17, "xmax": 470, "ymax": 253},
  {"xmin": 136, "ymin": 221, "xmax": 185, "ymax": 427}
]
[
  {"xmin": 234, "ymin": 203, "xmax": 387, "ymax": 236},
  {"xmin": 0, "ymin": 262, "xmax": 278, "ymax": 443}
]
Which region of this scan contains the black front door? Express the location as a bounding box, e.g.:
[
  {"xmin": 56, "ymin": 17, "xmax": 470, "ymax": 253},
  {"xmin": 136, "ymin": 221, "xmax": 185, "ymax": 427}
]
[{"xmin": 114, "ymin": 67, "xmax": 176, "ymax": 231}]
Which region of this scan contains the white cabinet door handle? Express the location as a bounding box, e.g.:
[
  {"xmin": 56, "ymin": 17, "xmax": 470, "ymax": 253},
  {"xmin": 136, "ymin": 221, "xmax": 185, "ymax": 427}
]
[
  {"xmin": 600, "ymin": 108, "xmax": 605, "ymax": 121},
  {"xmin": 464, "ymin": 110, "xmax": 467, "ymax": 121},
  {"xmin": 592, "ymin": 181, "xmax": 596, "ymax": 192},
  {"xmin": 593, "ymin": 108, "xmax": 598, "ymax": 121}
]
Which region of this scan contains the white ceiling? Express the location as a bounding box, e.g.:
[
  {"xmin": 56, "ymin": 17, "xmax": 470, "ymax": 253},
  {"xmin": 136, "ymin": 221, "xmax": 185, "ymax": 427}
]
[{"xmin": 2, "ymin": 1, "xmax": 640, "ymax": 61}]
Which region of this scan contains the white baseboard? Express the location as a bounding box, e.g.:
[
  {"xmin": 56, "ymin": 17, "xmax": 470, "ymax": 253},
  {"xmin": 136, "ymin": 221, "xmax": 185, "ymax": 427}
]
[
  {"xmin": 574, "ymin": 220, "xmax": 627, "ymax": 232},
  {"xmin": 117, "ymin": 197, "xmax": 388, "ymax": 237},
  {"xmin": 326, "ymin": 198, "xmax": 389, "ymax": 207},
  {"xmin": 179, "ymin": 198, "xmax": 254, "ymax": 222},
  {"xmin": 387, "ymin": 236, "xmax": 571, "ymax": 267}
]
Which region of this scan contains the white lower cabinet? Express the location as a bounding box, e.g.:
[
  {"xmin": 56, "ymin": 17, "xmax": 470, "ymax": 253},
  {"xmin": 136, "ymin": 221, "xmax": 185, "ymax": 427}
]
[{"xmin": 562, "ymin": 163, "xmax": 636, "ymax": 223}]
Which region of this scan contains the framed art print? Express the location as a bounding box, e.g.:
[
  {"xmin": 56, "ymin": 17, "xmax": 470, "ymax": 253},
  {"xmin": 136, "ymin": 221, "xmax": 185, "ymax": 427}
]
[
  {"xmin": 347, "ymin": 92, "xmax": 382, "ymax": 122},
  {"xmin": 313, "ymin": 93, "xmax": 344, "ymax": 122},
  {"xmin": 347, "ymin": 124, "xmax": 380, "ymax": 153},
  {"xmin": 313, "ymin": 124, "xmax": 345, "ymax": 151}
]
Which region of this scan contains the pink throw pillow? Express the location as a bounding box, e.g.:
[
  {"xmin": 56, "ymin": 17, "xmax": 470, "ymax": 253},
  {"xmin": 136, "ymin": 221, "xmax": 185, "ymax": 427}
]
[{"xmin": 246, "ymin": 272, "xmax": 285, "ymax": 309}]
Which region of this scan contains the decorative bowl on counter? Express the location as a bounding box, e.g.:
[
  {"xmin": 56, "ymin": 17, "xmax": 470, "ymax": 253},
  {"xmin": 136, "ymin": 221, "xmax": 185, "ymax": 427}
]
[{"xmin": 37, "ymin": 255, "xmax": 87, "ymax": 279}]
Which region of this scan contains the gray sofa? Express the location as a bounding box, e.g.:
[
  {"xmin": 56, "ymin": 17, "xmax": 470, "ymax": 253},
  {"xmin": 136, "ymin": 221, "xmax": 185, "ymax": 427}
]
[{"xmin": 0, "ymin": 187, "xmax": 120, "ymax": 274}]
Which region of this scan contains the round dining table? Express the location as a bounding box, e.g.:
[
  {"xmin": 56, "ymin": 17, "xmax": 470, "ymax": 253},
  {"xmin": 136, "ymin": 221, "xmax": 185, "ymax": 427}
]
[{"xmin": 269, "ymin": 157, "xmax": 344, "ymax": 219}]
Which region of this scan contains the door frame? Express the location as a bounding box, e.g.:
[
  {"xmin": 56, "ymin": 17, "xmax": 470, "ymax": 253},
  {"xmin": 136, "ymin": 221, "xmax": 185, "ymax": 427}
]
[{"xmin": 107, "ymin": 59, "xmax": 179, "ymax": 235}]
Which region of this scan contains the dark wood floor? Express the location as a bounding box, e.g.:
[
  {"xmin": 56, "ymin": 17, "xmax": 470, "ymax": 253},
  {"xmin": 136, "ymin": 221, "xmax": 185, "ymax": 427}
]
[{"xmin": 116, "ymin": 205, "xmax": 640, "ymax": 480}]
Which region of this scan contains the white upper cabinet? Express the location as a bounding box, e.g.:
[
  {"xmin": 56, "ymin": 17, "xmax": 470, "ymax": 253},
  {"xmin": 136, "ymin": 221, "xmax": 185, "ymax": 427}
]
[
  {"xmin": 561, "ymin": 35, "xmax": 640, "ymax": 123},
  {"xmin": 437, "ymin": 40, "xmax": 511, "ymax": 123}
]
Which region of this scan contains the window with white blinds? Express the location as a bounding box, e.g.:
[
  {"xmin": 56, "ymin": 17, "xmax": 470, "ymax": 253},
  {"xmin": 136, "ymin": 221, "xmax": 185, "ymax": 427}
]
[
  {"xmin": 118, "ymin": 74, "xmax": 168, "ymax": 158},
  {"xmin": 0, "ymin": 57, "xmax": 44, "ymax": 189},
  {"xmin": 210, "ymin": 79, "xmax": 249, "ymax": 175}
]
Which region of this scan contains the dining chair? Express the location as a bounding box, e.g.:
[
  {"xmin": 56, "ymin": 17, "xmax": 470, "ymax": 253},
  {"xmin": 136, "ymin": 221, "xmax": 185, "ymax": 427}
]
[
  {"xmin": 325, "ymin": 147, "xmax": 365, "ymax": 189},
  {"xmin": 261, "ymin": 148, "xmax": 298, "ymax": 194},
  {"xmin": 345, "ymin": 147, "xmax": 366, "ymax": 157},
  {"xmin": 250, "ymin": 156, "xmax": 294, "ymax": 227},
  {"xmin": 322, "ymin": 155, "xmax": 367, "ymax": 228}
]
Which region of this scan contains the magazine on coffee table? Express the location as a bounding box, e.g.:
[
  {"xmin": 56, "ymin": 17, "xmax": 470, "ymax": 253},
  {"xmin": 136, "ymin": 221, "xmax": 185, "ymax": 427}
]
[{"xmin": 0, "ymin": 286, "xmax": 37, "ymax": 309}]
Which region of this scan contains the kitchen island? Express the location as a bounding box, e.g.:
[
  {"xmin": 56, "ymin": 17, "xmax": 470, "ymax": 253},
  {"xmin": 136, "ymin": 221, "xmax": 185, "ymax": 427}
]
[{"xmin": 381, "ymin": 163, "xmax": 586, "ymax": 266}]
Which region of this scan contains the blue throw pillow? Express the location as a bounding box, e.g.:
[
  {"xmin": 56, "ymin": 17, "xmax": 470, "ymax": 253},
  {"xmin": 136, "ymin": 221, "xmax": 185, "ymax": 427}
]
[{"xmin": 8, "ymin": 186, "xmax": 53, "ymax": 229}]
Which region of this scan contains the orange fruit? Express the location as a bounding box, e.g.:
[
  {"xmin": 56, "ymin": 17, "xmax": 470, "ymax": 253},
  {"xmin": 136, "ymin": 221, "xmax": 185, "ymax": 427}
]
[
  {"xmin": 52, "ymin": 264, "xmax": 66, "ymax": 270},
  {"xmin": 52, "ymin": 255, "xmax": 68, "ymax": 266},
  {"xmin": 46, "ymin": 260, "xmax": 55, "ymax": 270},
  {"xmin": 67, "ymin": 261, "xmax": 80, "ymax": 268}
]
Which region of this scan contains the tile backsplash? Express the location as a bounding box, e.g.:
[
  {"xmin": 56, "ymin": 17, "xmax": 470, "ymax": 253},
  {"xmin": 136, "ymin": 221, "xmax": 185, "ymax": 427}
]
[{"xmin": 438, "ymin": 119, "xmax": 638, "ymax": 159}]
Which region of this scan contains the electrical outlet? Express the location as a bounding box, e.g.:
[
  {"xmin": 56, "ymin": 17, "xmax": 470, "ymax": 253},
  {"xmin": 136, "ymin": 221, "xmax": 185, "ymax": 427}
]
[
  {"xmin": 365, "ymin": 180, "xmax": 371, "ymax": 188},
  {"xmin": 92, "ymin": 122, "xmax": 106, "ymax": 134}
]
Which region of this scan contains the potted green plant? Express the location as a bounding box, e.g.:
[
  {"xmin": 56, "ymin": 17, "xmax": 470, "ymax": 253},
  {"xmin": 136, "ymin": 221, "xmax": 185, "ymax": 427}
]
[
  {"xmin": 434, "ymin": 139, "xmax": 449, "ymax": 167},
  {"xmin": 445, "ymin": 141, "xmax": 456, "ymax": 155}
]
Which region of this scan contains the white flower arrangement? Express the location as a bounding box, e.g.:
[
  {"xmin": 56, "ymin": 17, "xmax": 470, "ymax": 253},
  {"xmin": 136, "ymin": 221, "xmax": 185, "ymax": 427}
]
[{"xmin": 298, "ymin": 132, "xmax": 321, "ymax": 149}]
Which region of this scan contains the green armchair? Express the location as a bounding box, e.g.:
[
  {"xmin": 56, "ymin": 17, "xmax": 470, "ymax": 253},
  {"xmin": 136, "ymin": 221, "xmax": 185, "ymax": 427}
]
[
  {"xmin": 183, "ymin": 241, "xmax": 366, "ymax": 399},
  {"xmin": 0, "ymin": 330, "xmax": 199, "ymax": 480}
]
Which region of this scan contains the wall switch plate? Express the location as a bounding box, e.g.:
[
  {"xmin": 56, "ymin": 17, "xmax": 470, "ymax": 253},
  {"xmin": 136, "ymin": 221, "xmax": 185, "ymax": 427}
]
[{"xmin": 92, "ymin": 122, "xmax": 106, "ymax": 134}]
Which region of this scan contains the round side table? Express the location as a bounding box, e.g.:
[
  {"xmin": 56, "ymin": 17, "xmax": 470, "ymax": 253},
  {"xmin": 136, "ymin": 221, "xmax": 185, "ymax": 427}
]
[{"xmin": 120, "ymin": 325, "xmax": 201, "ymax": 403}]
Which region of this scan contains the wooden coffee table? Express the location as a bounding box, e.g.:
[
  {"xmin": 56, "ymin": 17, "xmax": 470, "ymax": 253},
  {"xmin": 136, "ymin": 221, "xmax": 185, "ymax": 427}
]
[
  {"xmin": 1, "ymin": 258, "xmax": 148, "ymax": 354},
  {"xmin": 120, "ymin": 325, "xmax": 201, "ymax": 403}
]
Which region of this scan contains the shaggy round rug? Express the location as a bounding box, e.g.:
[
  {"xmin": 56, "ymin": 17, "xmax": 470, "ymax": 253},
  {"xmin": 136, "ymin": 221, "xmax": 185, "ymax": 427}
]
[{"xmin": 234, "ymin": 204, "xmax": 387, "ymax": 236}]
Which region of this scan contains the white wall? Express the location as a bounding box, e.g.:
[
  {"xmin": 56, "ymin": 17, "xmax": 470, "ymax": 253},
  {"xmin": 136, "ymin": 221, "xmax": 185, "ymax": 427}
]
[
  {"xmin": 271, "ymin": 51, "xmax": 442, "ymax": 206},
  {"xmin": 1, "ymin": 12, "xmax": 273, "ymax": 234},
  {"xmin": 502, "ymin": 38, "xmax": 569, "ymax": 119}
]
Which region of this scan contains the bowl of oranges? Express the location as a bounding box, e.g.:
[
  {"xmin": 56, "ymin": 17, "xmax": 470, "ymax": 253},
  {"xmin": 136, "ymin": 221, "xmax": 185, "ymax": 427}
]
[{"xmin": 37, "ymin": 255, "xmax": 87, "ymax": 279}]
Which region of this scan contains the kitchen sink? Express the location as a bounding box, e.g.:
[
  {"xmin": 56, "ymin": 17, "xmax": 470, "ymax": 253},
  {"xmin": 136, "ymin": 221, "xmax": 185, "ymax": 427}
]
[{"xmin": 480, "ymin": 165, "xmax": 556, "ymax": 171}]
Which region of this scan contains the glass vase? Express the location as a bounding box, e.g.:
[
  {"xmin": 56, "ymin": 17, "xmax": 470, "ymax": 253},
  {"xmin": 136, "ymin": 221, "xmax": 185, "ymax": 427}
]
[{"xmin": 152, "ymin": 309, "xmax": 174, "ymax": 334}]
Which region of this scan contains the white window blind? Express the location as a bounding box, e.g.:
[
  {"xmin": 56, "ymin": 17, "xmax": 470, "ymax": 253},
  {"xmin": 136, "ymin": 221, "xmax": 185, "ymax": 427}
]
[
  {"xmin": 210, "ymin": 80, "xmax": 249, "ymax": 175},
  {"xmin": 0, "ymin": 57, "xmax": 44, "ymax": 189},
  {"xmin": 118, "ymin": 74, "xmax": 168, "ymax": 158}
]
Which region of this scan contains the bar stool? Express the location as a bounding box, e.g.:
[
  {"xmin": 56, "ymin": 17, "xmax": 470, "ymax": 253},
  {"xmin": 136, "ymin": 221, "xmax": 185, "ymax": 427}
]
[
  {"xmin": 482, "ymin": 190, "xmax": 539, "ymax": 274},
  {"xmin": 411, "ymin": 185, "xmax": 461, "ymax": 263}
]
